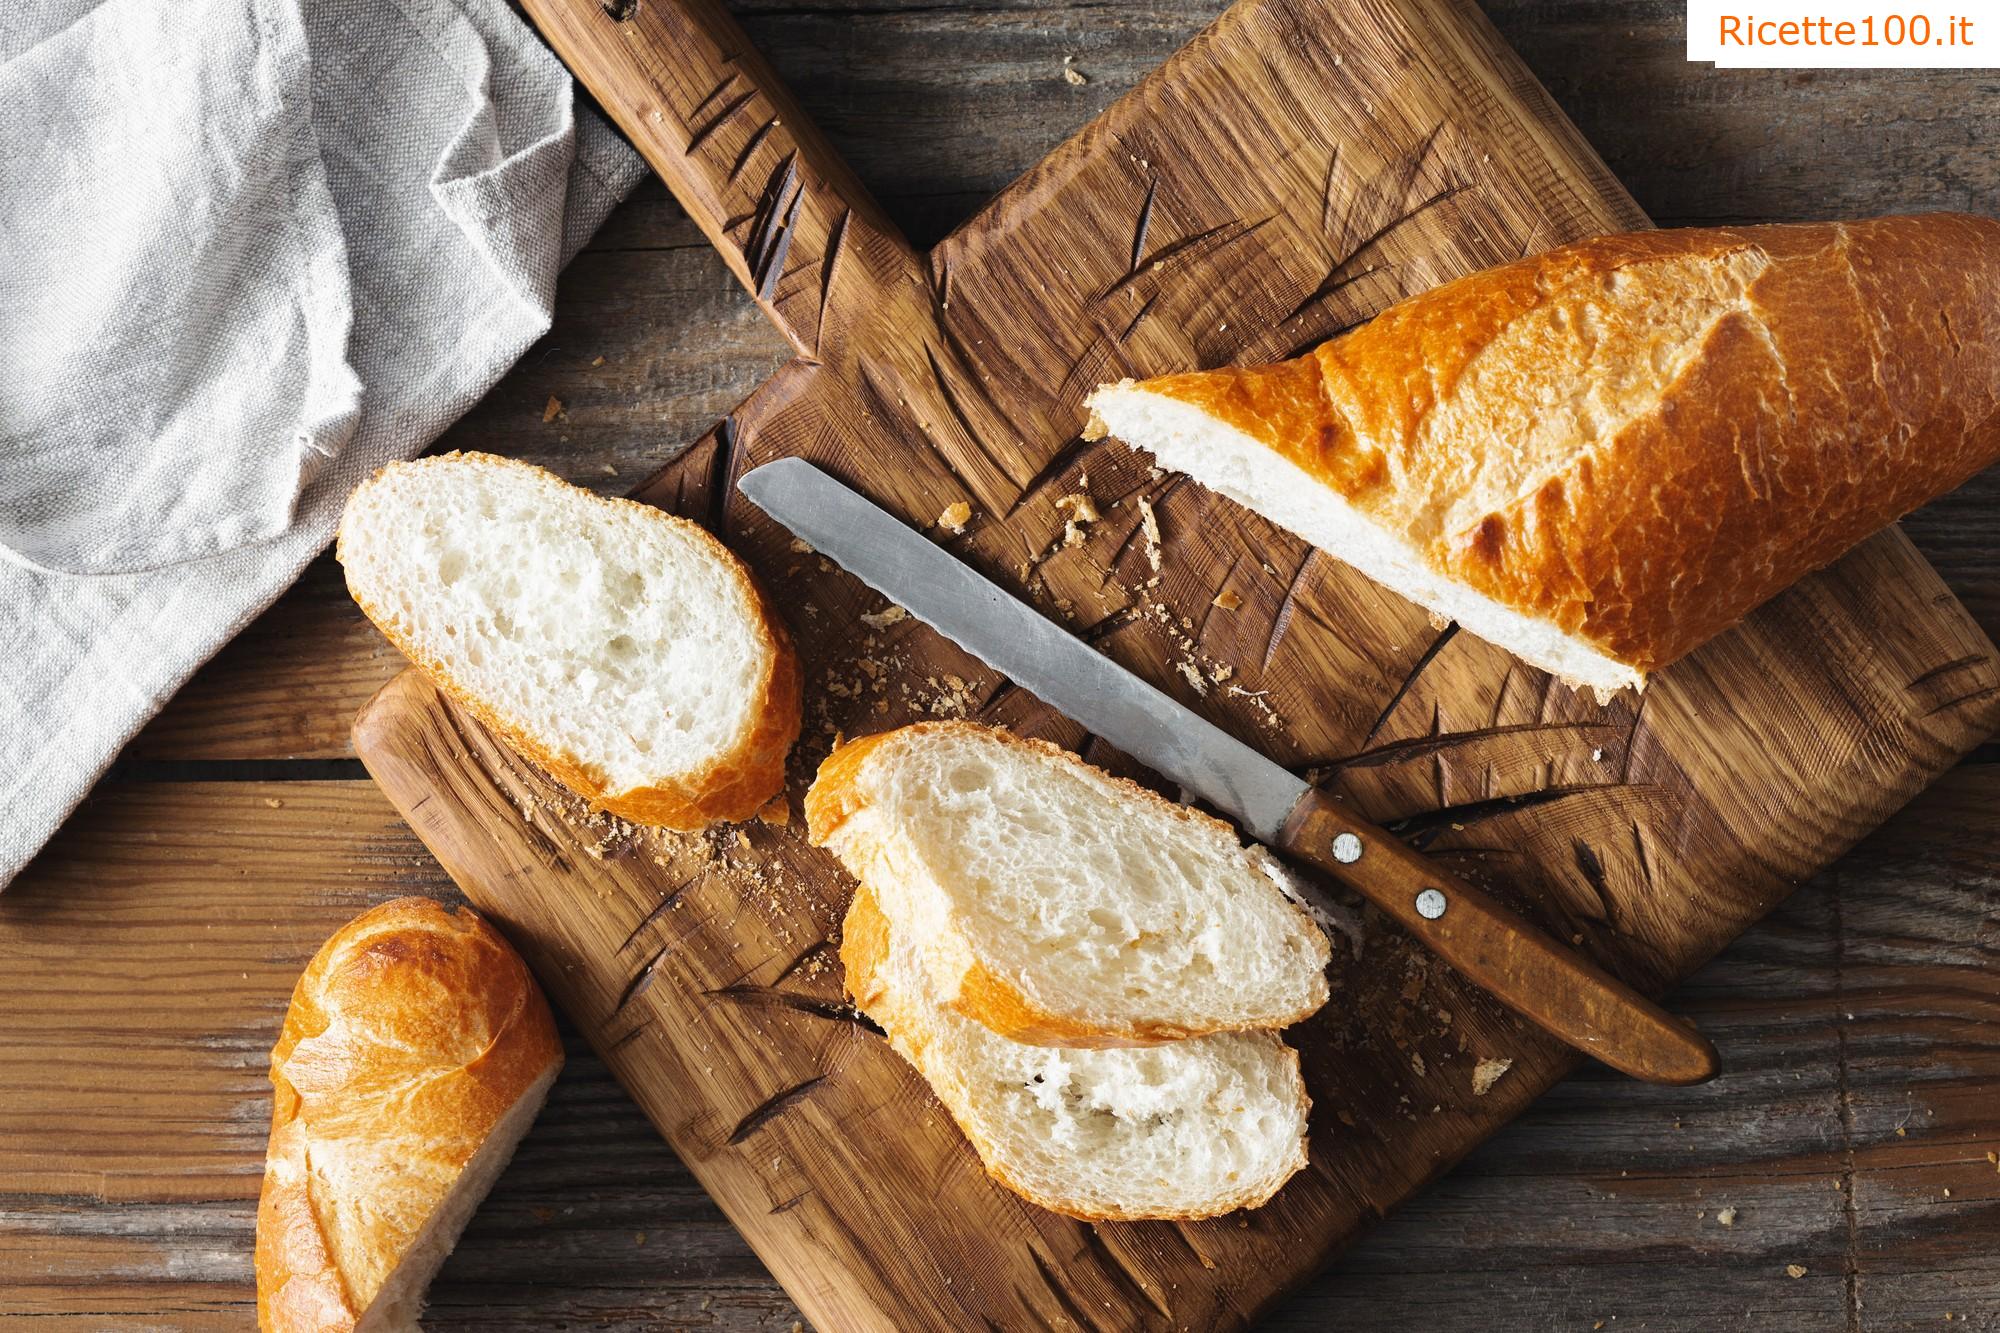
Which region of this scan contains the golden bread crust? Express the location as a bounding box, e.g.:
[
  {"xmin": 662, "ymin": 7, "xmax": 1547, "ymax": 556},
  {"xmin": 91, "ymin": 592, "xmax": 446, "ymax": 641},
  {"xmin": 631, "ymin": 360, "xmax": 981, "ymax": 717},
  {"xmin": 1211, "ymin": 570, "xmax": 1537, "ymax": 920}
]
[
  {"xmin": 255, "ymin": 897, "xmax": 562, "ymax": 1331},
  {"xmin": 1128, "ymin": 215, "xmax": 2000, "ymax": 675}
]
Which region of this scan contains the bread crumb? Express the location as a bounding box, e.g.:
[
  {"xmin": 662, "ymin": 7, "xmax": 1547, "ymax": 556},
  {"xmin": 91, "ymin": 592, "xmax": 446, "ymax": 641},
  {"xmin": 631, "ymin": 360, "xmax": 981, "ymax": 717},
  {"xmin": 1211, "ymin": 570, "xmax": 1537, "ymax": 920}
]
[
  {"xmin": 263, "ymin": 797, "xmax": 283, "ymax": 809},
  {"xmin": 1055, "ymin": 491, "xmax": 1100, "ymax": 545},
  {"xmin": 1227, "ymin": 683, "xmax": 1283, "ymax": 729},
  {"xmin": 1470, "ymin": 1056, "xmax": 1512, "ymax": 1096},
  {"xmin": 542, "ymin": 395, "xmax": 564, "ymax": 422},
  {"xmin": 1176, "ymin": 659, "xmax": 1208, "ymax": 696},
  {"xmin": 1082, "ymin": 409, "xmax": 1108, "ymax": 441},
  {"xmin": 1137, "ymin": 497, "xmax": 1163, "ymax": 571},
  {"xmin": 1410, "ymin": 1053, "xmax": 1426, "ymax": 1076},
  {"xmin": 1056, "ymin": 492, "xmax": 1099, "ymax": 521},
  {"xmin": 936, "ymin": 500, "xmax": 972, "ymax": 534},
  {"xmin": 1716, "ymin": 1205, "xmax": 1738, "ymax": 1226},
  {"xmin": 1062, "ymin": 55, "xmax": 1088, "ymax": 85},
  {"xmin": 1786, "ymin": 1264, "xmax": 1807, "ymax": 1279},
  {"xmin": 591, "ymin": 355, "xmax": 606, "ymax": 366},
  {"xmin": 861, "ymin": 605, "xmax": 908, "ymax": 629},
  {"xmin": 1212, "ymin": 587, "xmax": 1242, "ymax": 611}
]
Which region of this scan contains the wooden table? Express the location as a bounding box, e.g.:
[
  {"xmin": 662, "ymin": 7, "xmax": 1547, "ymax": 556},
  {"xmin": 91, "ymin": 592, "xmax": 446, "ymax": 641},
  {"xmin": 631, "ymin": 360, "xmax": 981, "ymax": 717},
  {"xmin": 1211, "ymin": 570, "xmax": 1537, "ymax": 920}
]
[{"xmin": 5, "ymin": 2, "xmax": 1998, "ymax": 1327}]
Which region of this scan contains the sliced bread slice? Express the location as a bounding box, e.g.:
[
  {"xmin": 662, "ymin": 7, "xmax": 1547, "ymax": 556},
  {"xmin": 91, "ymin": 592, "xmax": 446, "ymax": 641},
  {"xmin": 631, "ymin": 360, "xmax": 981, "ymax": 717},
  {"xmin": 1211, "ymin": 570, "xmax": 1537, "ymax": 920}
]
[
  {"xmin": 843, "ymin": 885, "xmax": 1310, "ymax": 1221},
  {"xmin": 338, "ymin": 452, "xmax": 802, "ymax": 829},
  {"xmin": 806, "ymin": 722, "xmax": 1330, "ymax": 1046}
]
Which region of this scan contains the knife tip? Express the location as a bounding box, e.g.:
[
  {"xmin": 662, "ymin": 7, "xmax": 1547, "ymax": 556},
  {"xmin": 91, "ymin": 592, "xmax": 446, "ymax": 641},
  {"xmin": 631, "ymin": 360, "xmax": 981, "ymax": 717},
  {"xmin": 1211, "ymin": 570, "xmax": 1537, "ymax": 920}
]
[{"xmin": 735, "ymin": 456, "xmax": 817, "ymax": 502}]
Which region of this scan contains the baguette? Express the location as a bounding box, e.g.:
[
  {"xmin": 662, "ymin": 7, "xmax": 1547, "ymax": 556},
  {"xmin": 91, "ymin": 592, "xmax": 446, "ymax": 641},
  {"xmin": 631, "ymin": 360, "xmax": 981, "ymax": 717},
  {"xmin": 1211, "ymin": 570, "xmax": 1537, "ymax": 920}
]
[
  {"xmin": 842, "ymin": 886, "xmax": 1309, "ymax": 1220},
  {"xmin": 256, "ymin": 897, "xmax": 563, "ymax": 1332},
  {"xmin": 1088, "ymin": 215, "xmax": 2000, "ymax": 695},
  {"xmin": 338, "ymin": 452, "xmax": 802, "ymax": 828},
  {"xmin": 806, "ymin": 721, "xmax": 1330, "ymax": 1046}
]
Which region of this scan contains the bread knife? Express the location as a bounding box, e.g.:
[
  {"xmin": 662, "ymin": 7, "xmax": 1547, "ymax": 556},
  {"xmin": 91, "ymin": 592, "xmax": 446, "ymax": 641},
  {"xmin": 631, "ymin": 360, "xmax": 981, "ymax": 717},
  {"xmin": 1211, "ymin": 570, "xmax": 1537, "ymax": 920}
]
[{"xmin": 738, "ymin": 457, "xmax": 1719, "ymax": 1086}]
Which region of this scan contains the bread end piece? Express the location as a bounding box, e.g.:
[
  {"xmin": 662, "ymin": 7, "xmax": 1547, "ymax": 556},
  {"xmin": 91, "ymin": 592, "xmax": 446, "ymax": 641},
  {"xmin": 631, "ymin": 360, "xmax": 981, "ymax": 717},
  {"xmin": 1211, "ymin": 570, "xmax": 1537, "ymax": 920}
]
[{"xmin": 256, "ymin": 897, "xmax": 563, "ymax": 1332}]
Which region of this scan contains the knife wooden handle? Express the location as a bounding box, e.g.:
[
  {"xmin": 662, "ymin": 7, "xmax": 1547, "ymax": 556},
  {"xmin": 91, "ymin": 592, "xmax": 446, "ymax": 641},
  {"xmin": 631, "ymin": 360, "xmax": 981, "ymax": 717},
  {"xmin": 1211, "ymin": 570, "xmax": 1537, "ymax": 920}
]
[{"xmin": 1277, "ymin": 788, "xmax": 1719, "ymax": 1086}]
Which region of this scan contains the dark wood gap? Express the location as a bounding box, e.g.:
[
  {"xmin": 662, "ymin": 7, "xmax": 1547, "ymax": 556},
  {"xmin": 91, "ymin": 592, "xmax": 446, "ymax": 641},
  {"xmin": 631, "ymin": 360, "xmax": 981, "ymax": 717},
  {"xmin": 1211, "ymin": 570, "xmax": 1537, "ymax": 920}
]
[{"xmin": 104, "ymin": 758, "xmax": 372, "ymax": 783}]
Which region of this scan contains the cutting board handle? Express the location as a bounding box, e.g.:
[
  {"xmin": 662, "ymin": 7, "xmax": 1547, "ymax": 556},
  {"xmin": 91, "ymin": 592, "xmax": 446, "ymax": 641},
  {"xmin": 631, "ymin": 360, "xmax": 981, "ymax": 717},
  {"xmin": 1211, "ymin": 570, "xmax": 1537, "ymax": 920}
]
[{"xmin": 522, "ymin": 0, "xmax": 918, "ymax": 362}]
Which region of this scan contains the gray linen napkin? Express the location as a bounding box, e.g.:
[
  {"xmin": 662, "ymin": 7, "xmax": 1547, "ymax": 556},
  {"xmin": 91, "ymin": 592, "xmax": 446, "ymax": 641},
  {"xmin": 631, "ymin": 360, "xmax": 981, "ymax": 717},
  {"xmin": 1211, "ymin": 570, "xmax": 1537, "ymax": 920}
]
[{"xmin": 0, "ymin": 0, "xmax": 648, "ymax": 885}]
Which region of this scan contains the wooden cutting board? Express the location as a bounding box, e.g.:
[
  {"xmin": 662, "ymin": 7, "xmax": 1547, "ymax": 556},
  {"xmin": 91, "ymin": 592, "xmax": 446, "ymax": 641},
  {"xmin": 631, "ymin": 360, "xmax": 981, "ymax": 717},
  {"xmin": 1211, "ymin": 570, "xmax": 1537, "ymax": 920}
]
[{"xmin": 352, "ymin": 0, "xmax": 2000, "ymax": 1326}]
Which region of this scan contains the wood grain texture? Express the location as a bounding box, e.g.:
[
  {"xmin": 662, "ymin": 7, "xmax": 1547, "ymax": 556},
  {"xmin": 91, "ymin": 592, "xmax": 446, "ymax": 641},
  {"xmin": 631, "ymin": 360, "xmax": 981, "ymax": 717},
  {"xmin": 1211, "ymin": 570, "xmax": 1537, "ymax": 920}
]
[
  {"xmin": 14, "ymin": 0, "xmax": 2000, "ymax": 1327},
  {"xmin": 343, "ymin": 0, "xmax": 2000, "ymax": 1325}
]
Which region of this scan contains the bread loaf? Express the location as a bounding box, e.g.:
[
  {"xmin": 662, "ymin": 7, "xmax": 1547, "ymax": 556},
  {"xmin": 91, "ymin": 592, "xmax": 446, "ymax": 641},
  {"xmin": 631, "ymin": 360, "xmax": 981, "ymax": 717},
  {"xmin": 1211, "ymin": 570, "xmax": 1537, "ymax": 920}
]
[
  {"xmin": 256, "ymin": 897, "xmax": 563, "ymax": 1332},
  {"xmin": 338, "ymin": 452, "xmax": 801, "ymax": 828},
  {"xmin": 842, "ymin": 886, "xmax": 1310, "ymax": 1221},
  {"xmin": 1088, "ymin": 215, "xmax": 2000, "ymax": 695},
  {"xmin": 806, "ymin": 721, "xmax": 1330, "ymax": 1046}
]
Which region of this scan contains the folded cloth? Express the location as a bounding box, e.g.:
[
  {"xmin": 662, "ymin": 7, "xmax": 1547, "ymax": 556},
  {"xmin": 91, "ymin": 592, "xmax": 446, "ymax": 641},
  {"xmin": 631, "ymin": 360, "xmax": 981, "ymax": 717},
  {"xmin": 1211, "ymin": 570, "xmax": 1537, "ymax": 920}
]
[{"xmin": 0, "ymin": 0, "xmax": 647, "ymax": 886}]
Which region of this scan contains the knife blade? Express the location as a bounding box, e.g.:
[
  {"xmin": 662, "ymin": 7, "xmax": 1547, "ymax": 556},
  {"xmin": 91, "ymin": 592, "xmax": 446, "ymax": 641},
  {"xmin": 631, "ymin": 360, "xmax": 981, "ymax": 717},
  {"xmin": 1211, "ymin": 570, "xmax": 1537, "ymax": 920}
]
[{"xmin": 738, "ymin": 457, "xmax": 1717, "ymax": 1086}]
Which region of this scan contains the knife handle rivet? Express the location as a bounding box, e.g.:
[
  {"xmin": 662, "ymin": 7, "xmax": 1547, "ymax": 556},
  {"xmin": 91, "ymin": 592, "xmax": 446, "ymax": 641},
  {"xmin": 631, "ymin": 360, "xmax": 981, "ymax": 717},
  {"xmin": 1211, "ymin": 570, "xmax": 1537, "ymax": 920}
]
[
  {"xmin": 1415, "ymin": 888, "xmax": 1449, "ymax": 920},
  {"xmin": 1331, "ymin": 832, "xmax": 1364, "ymax": 864}
]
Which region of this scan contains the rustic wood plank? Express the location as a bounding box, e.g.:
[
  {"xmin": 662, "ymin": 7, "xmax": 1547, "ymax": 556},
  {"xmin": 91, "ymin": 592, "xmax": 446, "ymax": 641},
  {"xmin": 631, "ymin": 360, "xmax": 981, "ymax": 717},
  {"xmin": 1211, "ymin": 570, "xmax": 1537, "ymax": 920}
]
[
  {"xmin": 0, "ymin": 783, "xmax": 449, "ymax": 1201},
  {"xmin": 1490, "ymin": 0, "xmax": 2000, "ymax": 230},
  {"xmin": 4, "ymin": 771, "xmax": 1997, "ymax": 1327}
]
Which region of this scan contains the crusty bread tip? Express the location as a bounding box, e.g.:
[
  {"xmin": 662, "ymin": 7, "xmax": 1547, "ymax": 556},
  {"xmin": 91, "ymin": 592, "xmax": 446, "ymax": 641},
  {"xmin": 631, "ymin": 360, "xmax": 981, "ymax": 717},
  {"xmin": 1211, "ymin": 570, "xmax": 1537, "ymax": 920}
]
[
  {"xmin": 807, "ymin": 721, "xmax": 1331, "ymax": 1046},
  {"xmin": 337, "ymin": 451, "xmax": 802, "ymax": 830},
  {"xmin": 1088, "ymin": 214, "xmax": 2000, "ymax": 695},
  {"xmin": 256, "ymin": 897, "xmax": 563, "ymax": 1332},
  {"xmin": 842, "ymin": 886, "xmax": 1310, "ymax": 1221}
]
